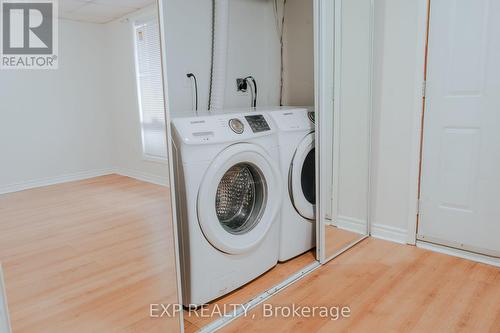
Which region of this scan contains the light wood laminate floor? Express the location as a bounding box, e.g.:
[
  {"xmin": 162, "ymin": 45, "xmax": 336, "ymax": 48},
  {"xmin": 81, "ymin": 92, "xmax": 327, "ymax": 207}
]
[
  {"xmin": 184, "ymin": 250, "xmax": 317, "ymax": 332},
  {"xmin": 324, "ymin": 224, "xmax": 365, "ymax": 258},
  {"xmin": 0, "ymin": 175, "xmax": 181, "ymax": 333},
  {"xmin": 222, "ymin": 238, "xmax": 500, "ymax": 333},
  {"xmin": 184, "ymin": 224, "xmax": 373, "ymax": 331},
  {"xmin": 3, "ymin": 176, "xmax": 499, "ymax": 333}
]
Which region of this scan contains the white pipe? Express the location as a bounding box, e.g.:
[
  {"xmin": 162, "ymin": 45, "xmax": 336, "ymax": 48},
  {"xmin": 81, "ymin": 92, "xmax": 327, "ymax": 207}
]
[{"xmin": 210, "ymin": 0, "xmax": 229, "ymax": 111}]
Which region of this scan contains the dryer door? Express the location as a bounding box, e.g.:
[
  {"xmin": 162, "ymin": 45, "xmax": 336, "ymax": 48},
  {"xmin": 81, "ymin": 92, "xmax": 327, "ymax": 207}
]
[
  {"xmin": 289, "ymin": 132, "xmax": 316, "ymax": 220},
  {"xmin": 197, "ymin": 143, "xmax": 282, "ymax": 255}
]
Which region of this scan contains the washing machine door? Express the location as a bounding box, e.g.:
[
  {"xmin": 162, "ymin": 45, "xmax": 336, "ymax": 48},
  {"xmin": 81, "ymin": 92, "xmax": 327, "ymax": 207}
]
[
  {"xmin": 289, "ymin": 132, "xmax": 316, "ymax": 220},
  {"xmin": 197, "ymin": 143, "xmax": 282, "ymax": 255}
]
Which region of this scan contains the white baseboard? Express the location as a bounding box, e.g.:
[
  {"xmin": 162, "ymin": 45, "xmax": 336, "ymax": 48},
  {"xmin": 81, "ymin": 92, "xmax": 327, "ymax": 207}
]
[
  {"xmin": 0, "ymin": 264, "xmax": 12, "ymax": 333},
  {"xmin": 336, "ymin": 216, "xmax": 367, "ymax": 234},
  {"xmin": 370, "ymin": 223, "xmax": 408, "ymax": 244},
  {"xmin": 115, "ymin": 168, "xmax": 169, "ymax": 187},
  {"xmin": 0, "ymin": 167, "xmax": 170, "ymax": 195},
  {"xmin": 0, "ymin": 168, "xmax": 114, "ymax": 195},
  {"xmin": 417, "ymin": 241, "xmax": 500, "ymax": 267}
]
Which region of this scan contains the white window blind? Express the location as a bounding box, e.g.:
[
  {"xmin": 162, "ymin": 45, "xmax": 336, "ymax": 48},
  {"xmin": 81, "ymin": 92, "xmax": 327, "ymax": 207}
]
[{"xmin": 134, "ymin": 18, "xmax": 167, "ymax": 160}]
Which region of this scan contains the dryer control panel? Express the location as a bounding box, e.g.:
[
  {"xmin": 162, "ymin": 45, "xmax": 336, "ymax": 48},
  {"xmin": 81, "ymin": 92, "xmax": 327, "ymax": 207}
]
[
  {"xmin": 245, "ymin": 115, "xmax": 271, "ymax": 133},
  {"xmin": 267, "ymin": 108, "xmax": 314, "ymax": 132}
]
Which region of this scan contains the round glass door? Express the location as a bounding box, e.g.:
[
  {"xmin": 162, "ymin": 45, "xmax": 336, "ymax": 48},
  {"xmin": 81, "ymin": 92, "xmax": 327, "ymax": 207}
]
[
  {"xmin": 301, "ymin": 148, "xmax": 316, "ymax": 205},
  {"xmin": 197, "ymin": 143, "xmax": 282, "ymax": 254},
  {"xmin": 215, "ymin": 163, "xmax": 267, "ymax": 235},
  {"xmin": 290, "ymin": 133, "xmax": 316, "ymax": 220}
]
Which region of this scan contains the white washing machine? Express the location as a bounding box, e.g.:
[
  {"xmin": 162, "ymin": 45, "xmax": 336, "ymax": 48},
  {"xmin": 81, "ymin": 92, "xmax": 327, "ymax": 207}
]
[
  {"xmin": 267, "ymin": 108, "xmax": 316, "ymax": 262},
  {"xmin": 171, "ymin": 111, "xmax": 282, "ymax": 306}
]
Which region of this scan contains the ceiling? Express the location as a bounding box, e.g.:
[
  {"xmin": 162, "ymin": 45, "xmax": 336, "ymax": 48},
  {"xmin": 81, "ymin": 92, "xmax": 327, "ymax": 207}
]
[{"xmin": 59, "ymin": 0, "xmax": 156, "ymax": 24}]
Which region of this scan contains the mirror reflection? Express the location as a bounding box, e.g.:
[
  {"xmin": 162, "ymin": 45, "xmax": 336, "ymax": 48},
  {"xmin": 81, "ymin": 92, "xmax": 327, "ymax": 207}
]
[
  {"xmin": 162, "ymin": 0, "xmax": 317, "ymax": 330},
  {"xmin": 322, "ymin": 0, "xmax": 373, "ymax": 260},
  {"xmin": 0, "ymin": 1, "xmax": 181, "ymax": 332}
]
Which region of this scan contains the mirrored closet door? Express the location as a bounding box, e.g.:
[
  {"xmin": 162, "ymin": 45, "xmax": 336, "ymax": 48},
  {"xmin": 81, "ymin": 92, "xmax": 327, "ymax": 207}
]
[
  {"xmin": 159, "ymin": 0, "xmax": 319, "ymax": 331},
  {"xmin": 317, "ymin": 0, "xmax": 374, "ymax": 262},
  {"xmin": 0, "ymin": 1, "xmax": 182, "ymax": 332}
]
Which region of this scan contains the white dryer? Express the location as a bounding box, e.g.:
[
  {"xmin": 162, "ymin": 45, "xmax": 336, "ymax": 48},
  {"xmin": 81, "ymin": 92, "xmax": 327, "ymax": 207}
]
[
  {"xmin": 267, "ymin": 108, "xmax": 316, "ymax": 262},
  {"xmin": 171, "ymin": 112, "xmax": 282, "ymax": 306}
]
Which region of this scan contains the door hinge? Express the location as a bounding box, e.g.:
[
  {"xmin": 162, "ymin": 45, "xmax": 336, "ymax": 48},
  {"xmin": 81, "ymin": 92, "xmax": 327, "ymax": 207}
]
[
  {"xmin": 416, "ymin": 199, "xmax": 421, "ymax": 215},
  {"xmin": 422, "ymin": 80, "xmax": 427, "ymax": 98}
]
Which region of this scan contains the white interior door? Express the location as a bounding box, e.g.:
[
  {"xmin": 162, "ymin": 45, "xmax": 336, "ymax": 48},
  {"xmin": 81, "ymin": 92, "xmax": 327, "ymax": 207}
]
[{"xmin": 418, "ymin": 0, "xmax": 500, "ymax": 257}]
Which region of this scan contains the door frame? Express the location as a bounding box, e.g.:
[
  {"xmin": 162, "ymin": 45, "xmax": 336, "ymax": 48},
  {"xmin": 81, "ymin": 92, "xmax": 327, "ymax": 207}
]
[
  {"xmin": 156, "ymin": 1, "xmax": 185, "ymax": 332},
  {"xmin": 407, "ymin": 0, "xmax": 431, "ymax": 245},
  {"xmin": 315, "ymin": 0, "xmax": 334, "ymax": 263}
]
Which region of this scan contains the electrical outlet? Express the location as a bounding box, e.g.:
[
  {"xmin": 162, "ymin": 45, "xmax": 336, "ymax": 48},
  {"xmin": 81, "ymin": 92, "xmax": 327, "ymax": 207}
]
[
  {"xmin": 236, "ymin": 78, "xmax": 248, "ymax": 92},
  {"xmin": 184, "ymin": 70, "xmax": 193, "ymax": 88}
]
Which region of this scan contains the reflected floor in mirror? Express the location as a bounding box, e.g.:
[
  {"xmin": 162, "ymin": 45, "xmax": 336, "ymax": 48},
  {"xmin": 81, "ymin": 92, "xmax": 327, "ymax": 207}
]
[
  {"xmin": 325, "ymin": 224, "xmax": 366, "ymax": 259},
  {"xmin": 0, "ymin": 175, "xmax": 180, "ymax": 333},
  {"xmin": 183, "ymin": 250, "xmax": 316, "ymax": 333}
]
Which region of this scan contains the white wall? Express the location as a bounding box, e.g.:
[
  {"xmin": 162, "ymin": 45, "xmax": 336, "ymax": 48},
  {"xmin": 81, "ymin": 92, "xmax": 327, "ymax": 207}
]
[
  {"xmin": 106, "ymin": 8, "xmax": 169, "ymax": 186},
  {"xmin": 283, "ymin": 0, "xmax": 315, "ymax": 106},
  {"xmin": 163, "ymin": 0, "xmax": 280, "ymax": 116},
  {"xmin": 0, "ymin": 20, "xmax": 113, "ymax": 193},
  {"xmin": 0, "ymin": 11, "xmax": 170, "ymax": 193},
  {"xmin": 162, "ymin": 0, "xmax": 211, "ymax": 116},
  {"xmin": 0, "ymin": 0, "xmax": 281, "ymax": 192},
  {"xmin": 370, "ymin": 0, "xmax": 423, "ymax": 242},
  {"xmin": 224, "ymin": 0, "xmax": 281, "ymax": 108}
]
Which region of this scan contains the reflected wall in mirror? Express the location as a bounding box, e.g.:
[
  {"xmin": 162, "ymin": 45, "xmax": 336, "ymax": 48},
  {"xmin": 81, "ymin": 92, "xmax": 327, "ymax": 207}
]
[
  {"xmin": 0, "ymin": 1, "xmax": 181, "ymax": 332},
  {"xmin": 161, "ymin": 0, "xmax": 317, "ymax": 331},
  {"xmin": 319, "ymin": 0, "xmax": 373, "ymax": 261}
]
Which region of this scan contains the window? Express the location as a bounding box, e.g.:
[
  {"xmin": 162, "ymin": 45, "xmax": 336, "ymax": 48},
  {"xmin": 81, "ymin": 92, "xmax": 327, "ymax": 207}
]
[{"xmin": 134, "ymin": 17, "xmax": 167, "ymax": 160}]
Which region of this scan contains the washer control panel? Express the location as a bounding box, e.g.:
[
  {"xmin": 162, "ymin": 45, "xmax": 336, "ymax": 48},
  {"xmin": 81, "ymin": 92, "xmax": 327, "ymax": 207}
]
[
  {"xmin": 245, "ymin": 115, "xmax": 271, "ymax": 133},
  {"xmin": 172, "ymin": 111, "xmax": 276, "ymax": 145},
  {"xmin": 228, "ymin": 118, "xmax": 245, "ymax": 134}
]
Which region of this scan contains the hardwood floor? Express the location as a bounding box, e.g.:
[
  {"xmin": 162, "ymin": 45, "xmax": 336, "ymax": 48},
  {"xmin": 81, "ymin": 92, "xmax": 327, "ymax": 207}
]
[
  {"xmin": 3, "ymin": 176, "xmax": 499, "ymax": 333},
  {"xmin": 183, "ymin": 250, "xmax": 317, "ymax": 332},
  {"xmin": 222, "ymin": 238, "xmax": 500, "ymax": 333},
  {"xmin": 0, "ymin": 175, "xmax": 181, "ymax": 333}
]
